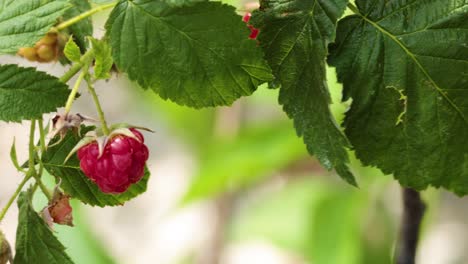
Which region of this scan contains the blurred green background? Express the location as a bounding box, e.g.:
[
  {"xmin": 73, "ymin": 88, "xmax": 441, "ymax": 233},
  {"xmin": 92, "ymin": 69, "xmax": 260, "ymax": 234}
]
[{"xmin": 1, "ymin": 1, "xmax": 468, "ymax": 264}]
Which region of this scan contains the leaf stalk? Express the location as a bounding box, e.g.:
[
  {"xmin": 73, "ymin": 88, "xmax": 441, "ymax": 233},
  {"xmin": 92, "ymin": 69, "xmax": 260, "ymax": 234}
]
[
  {"xmin": 29, "ymin": 121, "xmax": 52, "ymax": 200},
  {"xmin": 64, "ymin": 69, "xmax": 87, "ymax": 115},
  {"xmin": 54, "ymin": 2, "xmax": 118, "ymax": 31},
  {"xmin": 86, "ymin": 78, "xmax": 110, "ymax": 135},
  {"xmin": 0, "ymin": 175, "xmax": 31, "ymax": 222}
]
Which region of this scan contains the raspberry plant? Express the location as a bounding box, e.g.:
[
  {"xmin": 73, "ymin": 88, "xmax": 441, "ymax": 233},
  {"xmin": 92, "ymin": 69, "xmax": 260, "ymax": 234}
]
[{"xmin": 0, "ymin": 0, "xmax": 466, "ymax": 263}]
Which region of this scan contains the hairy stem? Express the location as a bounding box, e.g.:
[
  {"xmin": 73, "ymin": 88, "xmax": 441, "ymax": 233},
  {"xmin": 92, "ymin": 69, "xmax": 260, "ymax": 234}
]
[
  {"xmin": 54, "ymin": 2, "xmax": 118, "ymax": 31},
  {"xmin": 28, "ymin": 120, "xmax": 36, "ymax": 171},
  {"xmin": 38, "ymin": 118, "xmax": 46, "ymax": 153},
  {"xmin": 64, "ymin": 70, "xmax": 87, "ymax": 115},
  {"xmin": 0, "ymin": 175, "xmax": 31, "ymax": 222},
  {"xmin": 86, "ymin": 78, "xmax": 110, "ymax": 135},
  {"xmin": 60, "ymin": 63, "xmax": 83, "ymax": 84},
  {"xmin": 29, "ymin": 121, "xmax": 52, "ymax": 200},
  {"xmin": 60, "ymin": 48, "xmax": 95, "ymax": 83},
  {"xmin": 35, "ymin": 179, "xmax": 52, "ymax": 201},
  {"xmin": 37, "ymin": 119, "xmax": 49, "ymax": 196},
  {"xmin": 396, "ymin": 188, "xmax": 426, "ymax": 264}
]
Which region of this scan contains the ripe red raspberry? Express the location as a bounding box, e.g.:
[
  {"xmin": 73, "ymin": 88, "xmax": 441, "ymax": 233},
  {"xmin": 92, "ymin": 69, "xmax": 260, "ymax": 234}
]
[
  {"xmin": 77, "ymin": 129, "xmax": 149, "ymax": 194},
  {"xmin": 248, "ymin": 26, "xmax": 259, "ymax": 39},
  {"xmin": 242, "ymin": 13, "xmax": 259, "ymax": 39},
  {"xmin": 242, "ymin": 13, "xmax": 252, "ymax": 23}
]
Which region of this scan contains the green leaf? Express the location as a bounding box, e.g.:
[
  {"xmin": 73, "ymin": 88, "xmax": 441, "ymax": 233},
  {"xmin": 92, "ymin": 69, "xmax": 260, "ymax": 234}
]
[
  {"xmin": 0, "ymin": 65, "xmax": 69, "ymax": 122},
  {"xmin": 14, "ymin": 191, "xmax": 74, "ymax": 264},
  {"xmin": 42, "ymin": 126, "xmax": 150, "ymax": 207},
  {"xmin": 328, "ymin": 1, "xmax": 468, "ymax": 194},
  {"xmin": 105, "ymin": 0, "xmax": 273, "ymax": 108},
  {"xmin": 64, "ymin": 37, "xmax": 81, "ymax": 62},
  {"xmin": 253, "ymin": 0, "xmax": 355, "ymax": 185},
  {"xmin": 63, "ymin": 0, "xmax": 93, "ymax": 52},
  {"xmin": 182, "ymin": 122, "xmax": 307, "ymax": 203},
  {"xmin": 89, "ymin": 37, "xmax": 113, "ymax": 80},
  {"xmin": 10, "ymin": 138, "xmax": 24, "ymax": 172},
  {"xmin": 0, "ymin": 0, "xmax": 13, "ymax": 13},
  {"xmin": 0, "ymin": 0, "xmax": 70, "ymax": 54},
  {"xmin": 92, "ymin": 0, "xmax": 114, "ymax": 3}
]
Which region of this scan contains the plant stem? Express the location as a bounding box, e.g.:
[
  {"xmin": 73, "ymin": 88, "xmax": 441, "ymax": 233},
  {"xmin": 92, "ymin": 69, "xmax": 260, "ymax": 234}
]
[
  {"xmin": 35, "ymin": 179, "xmax": 52, "ymax": 201},
  {"xmin": 60, "ymin": 63, "xmax": 83, "ymax": 84},
  {"xmin": 61, "ymin": 49, "xmax": 95, "ymax": 115},
  {"xmin": 54, "ymin": 2, "xmax": 118, "ymax": 31},
  {"xmin": 197, "ymin": 105, "xmax": 243, "ymax": 264},
  {"xmin": 86, "ymin": 79, "xmax": 110, "ymax": 135},
  {"xmin": 28, "ymin": 120, "xmax": 36, "ymax": 170},
  {"xmin": 37, "ymin": 119, "xmax": 48, "ymax": 195},
  {"xmin": 38, "ymin": 118, "xmax": 46, "ymax": 153},
  {"xmin": 64, "ymin": 69, "xmax": 87, "ymax": 115},
  {"xmin": 0, "ymin": 175, "xmax": 31, "ymax": 222},
  {"xmin": 29, "ymin": 120, "xmax": 52, "ymax": 200},
  {"xmin": 395, "ymin": 188, "xmax": 426, "ymax": 264},
  {"xmin": 60, "ymin": 48, "xmax": 95, "ymax": 83}
]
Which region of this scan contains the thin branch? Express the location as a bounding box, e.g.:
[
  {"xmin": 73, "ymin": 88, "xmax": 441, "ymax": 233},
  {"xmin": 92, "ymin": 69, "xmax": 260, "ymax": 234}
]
[
  {"xmin": 59, "ymin": 48, "xmax": 95, "ymax": 83},
  {"xmin": 85, "ymin": 77, "xmax": 110, "ymax": 135},
  {"xmin": 0, "ymin": 175, "xmax": 31, "ymax": 222},
  {"xmin": 29, "ymin": 121, "xmax": 52, "ymax": 200},
  {"xmin": 54, "ymin": 2, "xmax": 117, "ymax": 31},
  {"xmin": 196, "ymin": 103, "xmax": 243, "ymax": 264},
  {"xmin": 396, "ymin": 187, "xmax": 426, "ymax": 264},
  {"xmin": 64, "ymin": 70, "xmax": 87, "ymax": 115}
]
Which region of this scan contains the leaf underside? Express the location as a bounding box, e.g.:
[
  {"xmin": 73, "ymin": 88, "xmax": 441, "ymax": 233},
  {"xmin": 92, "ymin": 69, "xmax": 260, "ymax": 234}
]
[
  {"xmin": 253, "ymin": 0, "xmax": 356, "ymax": 185},
  {"xmin": 42, "ymin": 126, "xmax": 150, "ymax": 207},
  {"xmin": 105, "ymin": 0, "xmax": 273, "ymax": 108},
  {"xmin": 329, "ymin": 0, "xmax": 468, "ymax": 195}
]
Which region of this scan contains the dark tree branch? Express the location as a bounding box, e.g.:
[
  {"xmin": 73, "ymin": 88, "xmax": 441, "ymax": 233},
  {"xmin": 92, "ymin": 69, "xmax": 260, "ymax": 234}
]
[
  {"xmin": 396, "ymin": 188, "xmax": 426, "ymax": 264},
  {"xmin": 196, "ymin": 103, "xmax": 242, "ymax": 264}
]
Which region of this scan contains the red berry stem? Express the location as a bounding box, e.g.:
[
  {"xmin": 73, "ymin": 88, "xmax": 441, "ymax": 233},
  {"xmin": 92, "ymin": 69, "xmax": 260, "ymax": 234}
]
[{"xmin": 85, "ymin": 77, "xmax": 110, "ymax": 135}]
